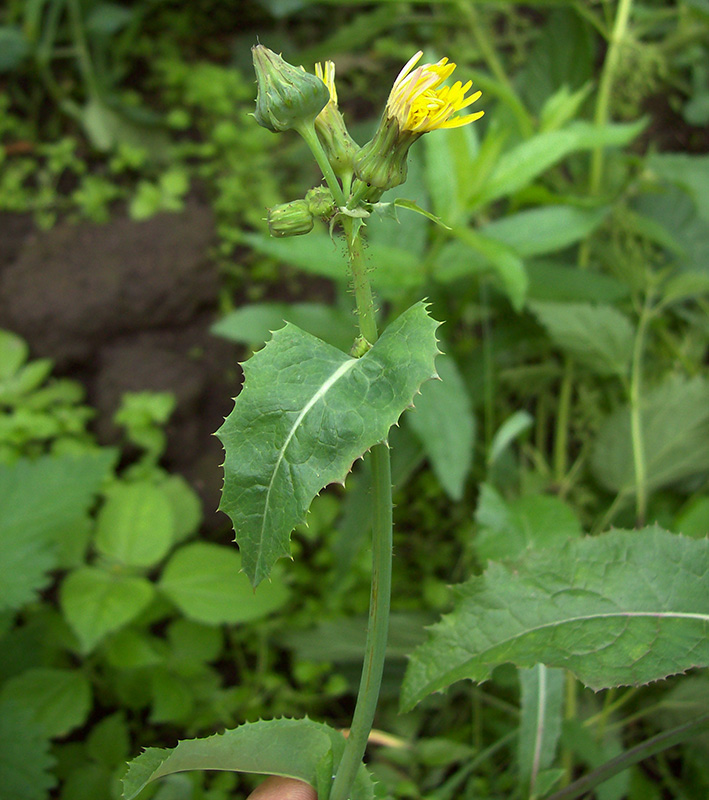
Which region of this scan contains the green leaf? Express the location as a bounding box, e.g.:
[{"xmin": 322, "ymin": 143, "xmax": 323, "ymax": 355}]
[
  {"xmin": 481, "ymin": 206, "xmax": 609, "ymax": 258},
  {"xmin": 470, "ymin": 119, "xmax": 645, "ymax": 208},
  {"xmin": 440, "ymin": 229, "xmax": 528, "ymax": 310},
  {"xmin": 531, "ymin": 301, "xmax": 634, "ymax": 377},
  {"xmin": 592, "ymin": 376, "xmax": 709, "ymax": 494},
  {"xmin": 217, "ymin": 301, "xmax": 440, "ymax": 586},
  {"xmin": 0, "ymin": 330, "xmax": 28, "ymax": 380},
  {"xmin": 518, "ymin": 665, "xmax": 564, "ymax": 795},
  {"xmin": 475, "ymin": 484, "xmax": 582, "ymax": 563},
  {"xmin": 406, "ymin": 354, "xmax": 475, "ymax": 500},
  {"xmin": 122, "ymin": 718, "xmax": 375, "ymax": 800},
  {"xmin": 391, "ymin": 198, "xmax": 451, "ymax": 230},
  {"xmin": 0, "ymin": 699, "xmax": 56, "ymax": 800},
  {"xmin": 526, "ymin": 261, "xmax": 629, "ymax": 304},
  {"xmin": 0, "ymin": 668, "xmax": 91, "ymax": 739},
  {"xmin": 95, "ymin": 482, "xmax": 174, "ymax": 567},
  {"xmin": 488, "ymin": 410, "xmax": 534, "ymax": 466},
  {"xmin": 0, "ymin": 451, "xmax": 115, "ymax": 612},
  {"xmin": 647, "ymin": 153, "xmax": 709, "ymax": 222},
  {"xmin": 159, "ymin": 542, "xmax": 289, "ymax": 624},
  {"xmin": 402, "ymin": 527, "xmax": 709, "ymax": 709},
  {"xmin": 0, "ymin": 27, "xmax": 30, "ymax": 73},
  {"xmin": 242, "ymin": 232, "xmax": 424, "ymax": 297},
  {"xmin": 60, "ymin": 567, "xmax": 155, "ymax": 653},
  {"xmin": 212, "ymin": 302, "xmax": 355, "ymax": 352}
]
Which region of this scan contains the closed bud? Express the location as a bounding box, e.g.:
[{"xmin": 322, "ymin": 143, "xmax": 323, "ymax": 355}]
[
  {"xmin": 305, "ymin": 186, "xmax": 336, "ymax": 218},
  {"xmin": 252, "ymin": 45, "xmax": 330, "ymax": 133},
  {"xmin": 267, "ymin": 199, "xmax": 314, "ymax": 237}
]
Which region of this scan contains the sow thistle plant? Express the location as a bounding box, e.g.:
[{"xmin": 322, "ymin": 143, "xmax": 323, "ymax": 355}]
[{"xmin": 123, "ymin": 46, "xmax": 709, "ymax": 800}]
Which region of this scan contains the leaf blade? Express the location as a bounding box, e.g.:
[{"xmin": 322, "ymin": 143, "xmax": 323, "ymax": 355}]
[
  {"xmin": 402, "ymin": 528, "xmax": 709, "ymax": 709},
  {"xmin": 217, "ymin": 301, "xmax": 440, "ymax": 585}
]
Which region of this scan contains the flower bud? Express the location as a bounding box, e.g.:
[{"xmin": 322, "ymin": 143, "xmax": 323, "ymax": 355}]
[
  {"xmin": 267, "ymin": 199, "xmax": 314, "ymax": 237},
  {"xmin": 252, "ymin": 45, "xmax": 330, "ymax": 133},
  {"xmin": 314, "ymin": 61, "xmax": 359, "ymax": 178},
  {"xmin": 305, "ymin": 186, "xmax": 336, "ymax": 218}
]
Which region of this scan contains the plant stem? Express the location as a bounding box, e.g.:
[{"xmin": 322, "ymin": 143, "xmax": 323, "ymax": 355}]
[
  {"xmin": 297, "ymin": 123, "xmax": 346, "ymax": 208},
  {"xmin": 553, "ymin": 358, "xmax": 574, "ymax": 485},
  {"xmin": 330, "ymin": 220, "xmax": 392, "ymax": 800},
  {"xmin": 629, "ymin": 298, "xmax": 651, "ymax": 525},
  {"xmin": 589, "ymin": 0, "xmax": 635, "ymax": 195},
  {"xmin": 66, "ymin": 0, "xmax": 101, "ymax": 99}
]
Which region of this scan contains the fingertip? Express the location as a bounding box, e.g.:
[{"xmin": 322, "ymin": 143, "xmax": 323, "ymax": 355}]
[{"xmin": 248, "ymin": 775, "xmax": 318, "ymax": 800}]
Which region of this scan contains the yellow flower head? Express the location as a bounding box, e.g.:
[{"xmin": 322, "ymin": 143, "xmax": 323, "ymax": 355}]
[
  {"xmin": 386, "ymin": 51, "xmax": 484, "ymax": 133},
  {"xmin": 315, "ymin": 61, "xmax": 338, "ymax": 106}
]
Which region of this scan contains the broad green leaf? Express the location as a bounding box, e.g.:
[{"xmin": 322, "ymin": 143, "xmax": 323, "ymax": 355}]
[
  {"xmin": 482, "ymin": 206, "xmax": 609, "ymax": 258},
  {"xmin": 402, "ymin": 527, "xmax": 709, "ymax": 709},
  {"xmin": 647, "ymin": 153, "xmax": 709, "ymax": 222},
  {"xmin": 592, "ymin": 376, "xmax": 709, "ymax": 494},
  {"xmin": 122, "ymin": 718, "xmax": 375, "ymax": 800},
  {"xmin": 0, "ymin": 27, "xmax": 29, "ymax": 72},
  {"xmin": 531, "ymin": 301, "xmax": 634, "ymax": 377},
  {"xmin": 475, "ymin": 484, "xmax": 582, "ymax": 563},
  {"xmin": 423, "ymin": 124, "xmax": 479, "ymax": 224},
  {"xmin": 159, "ymin": 542, "xmax": 289, "ymax": 624},
  {"xmin": 675, "ymin": 497, "xmax": 709, "ymax": 539},
  {"xmin": 0, "ymin": 668, "xmax": 91, "ymax": 739},
  {"xmin": 95, "ymin": 482, "xmax": 174, "ymax": 567},
  {"xmin": 406, "ymin": 354, "xmax": 475, "ymax": 500},
  {"xmin": 518, "ymin": 665, "xmax": 564, "ymax": 795},
  {"xmin": 439, "ymin": 229, "xmax": 528, "ymax": 310},
  {"xmin": 0, "ymin": 451, "xmax": 115, "ymax": 612},
  {"xmin": 0, "ymin": 699, "xmax": 56, "ymax": 800},
  {"xmin": 159, "ymin": 474, "xmax": 202, "ymax": 543},
  {"xmin": 470, "ymin": 119, "xmax": 645, "ymax": 208},
  {"xmin": 242, "ymin": 232, "xmax": 424, "ymax": 296},
  {"xmin": 60, "ymin": 567, "xmax": 155, "ymax": 653},
  {"xmin": 212, "ymin": 302, "xmax": 355, "ymax": 352},
  {"xmin": 526, "ymin": 261, "xmax": 629, "ymax": 304},
  {"xmin": 217, "ymin": 301, "xmax": 439, "ymax": 586}
]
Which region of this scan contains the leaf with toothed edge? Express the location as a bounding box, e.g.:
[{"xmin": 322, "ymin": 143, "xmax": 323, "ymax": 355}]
[
  {"xmin": 121, "ymin": 717, "xmax": 376, "ymax": 800},
  {"xmin": 402, "ymin": 527, "xmax": 709, "ymax": 711},
  {"xmin": 217, "ymin": 301, "xmax": 440, "ymax": 587}
]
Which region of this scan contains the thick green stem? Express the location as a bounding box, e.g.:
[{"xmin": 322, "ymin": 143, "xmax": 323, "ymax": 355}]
[
  {"xmin": 330, "ymin": 222, "xmax": 392, "ymax": 800},
  {"xmin": 330, "ymin": 442, "xmax": 392, "ymax": 800}
]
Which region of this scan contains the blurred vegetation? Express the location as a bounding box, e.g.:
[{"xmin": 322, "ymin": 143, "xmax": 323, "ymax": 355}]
[{"xmin": 1, "ymin": 1, "xmax": 709, "ymax": 798}]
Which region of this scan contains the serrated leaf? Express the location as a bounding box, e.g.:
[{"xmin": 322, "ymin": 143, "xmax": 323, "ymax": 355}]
[
  {"xmin": 592, "ymin": 376, "xmax": 709, "ymax": 494},
  {"xmin": 531, "ymin": 301, "xmax": 634, "ymax": 377},
  {"xmin": 159, "ymin": 542, "xmax": 289, "ymax": 624},
  {"xmin": 122, "ymin": 718, "xmax": 375, "ymax": 800},
  {"xmin": 60, "ymin": 567, "xmax": 155, "ymax": 653},
  {"xmin": 0, "ymin": 699, "xmax": 56, "ymax": 800},
  {"xmin": 0, "ymin": 451, "xmax": 116, "ymax": 612},
  {"xmin": 406, "ymin": 354, "xmax": 475, "ymax": 500},
  {"xmin": 217, "ymin": 301, "xmax": 439, "ymax": 586},
  {"xmin": 0, "ymin": 668, "xmax": 91, "ymax": 739},
  {"xmin": 402, "ymin": 527, "xmax": 709, "ymax": 710}
]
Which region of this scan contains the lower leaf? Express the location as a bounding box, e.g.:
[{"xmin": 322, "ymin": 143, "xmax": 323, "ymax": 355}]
[{"xmin": 122, "ymin": 718, "xmax": 375, "ymax": 800}]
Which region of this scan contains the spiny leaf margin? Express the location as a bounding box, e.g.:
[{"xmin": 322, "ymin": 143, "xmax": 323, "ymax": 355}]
[
  {"xmin": 122, "ymin": 717, "xmax": 376, "ymax": 800},
  {"xmin": 402, "ymin": 527, "xmax": 709, "ymax": 710},
  {"xmin": 217, "ymin": 300, "xmax": 440, "ymax": 586}
]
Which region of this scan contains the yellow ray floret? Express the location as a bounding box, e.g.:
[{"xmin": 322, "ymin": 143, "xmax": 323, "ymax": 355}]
[
  {"xmin": 315, "ymin": 61, "xmax": 338, "ymax": 106},
  {"xmin": 386, "ymin": 51, "xmax": 484, "ymax": 132}
]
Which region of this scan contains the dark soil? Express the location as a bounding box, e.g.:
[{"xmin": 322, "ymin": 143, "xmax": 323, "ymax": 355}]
[{"xmin": 0, "ymin": 203, "xmax": 241, "ymax": 530}]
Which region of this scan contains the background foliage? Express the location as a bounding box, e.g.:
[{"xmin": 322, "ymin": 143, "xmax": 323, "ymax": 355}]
[{"xmin": 1, "ymin": 0, "xmax": 709, "ymax": 798}]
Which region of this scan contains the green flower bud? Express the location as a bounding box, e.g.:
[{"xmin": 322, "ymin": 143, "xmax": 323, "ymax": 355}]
[
  {"xmin": 267, "ymin": 199, "xmax": 314, "ymax": 237},
  {"xmin": 314, "ymin": 61, "xmax": 359, "ymax": 178},
  {"xmin": 354, "ymin": 115, "xmax": 419, "ymax": 198},
  {"xmin": 252, "ymin": 45, "xmax": 330, "ymax": 134},
  {"xmin": 305, "ymin": 186, "xmax": 336, "ymax": 218}
]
